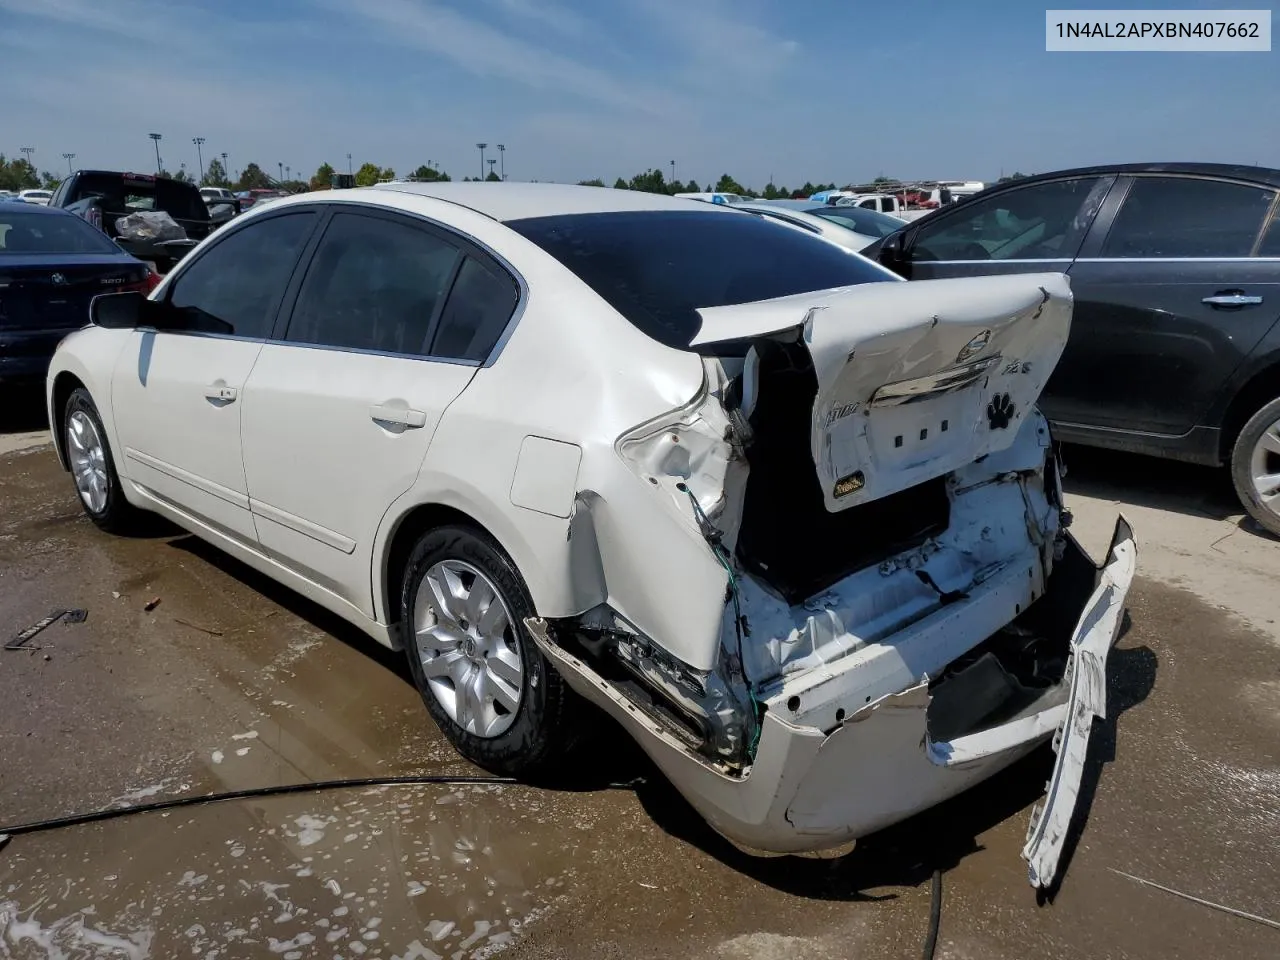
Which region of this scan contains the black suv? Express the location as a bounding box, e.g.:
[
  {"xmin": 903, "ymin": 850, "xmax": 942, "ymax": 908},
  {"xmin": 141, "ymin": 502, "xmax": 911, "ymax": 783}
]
[
  {"xmin": 868, "ymin": 163, "xmax": 1280, "ymax": 535},
  {"xmin": 50, "ymin": 170, "xmax": 213, "ymax": 274}
]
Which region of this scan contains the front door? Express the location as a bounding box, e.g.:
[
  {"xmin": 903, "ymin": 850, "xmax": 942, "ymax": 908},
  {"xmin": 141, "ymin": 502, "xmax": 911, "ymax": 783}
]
[
  {"xmin": 1050, "ymin": 174, "xmax": 1280, "ymax": 436},
  {"xmin": 110, "ymin": 210, "xmax": 318, "ymax": 543},
  {"xmin": 239, "ymin": 209, "xmax": 520, "ymax": 615}
]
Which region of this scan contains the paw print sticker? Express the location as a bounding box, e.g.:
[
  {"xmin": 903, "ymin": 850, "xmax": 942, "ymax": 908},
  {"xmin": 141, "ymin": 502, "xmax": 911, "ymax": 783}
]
[{"xmin": 987, "ymin": 392, "xmax": 1015, "ymax": 430}]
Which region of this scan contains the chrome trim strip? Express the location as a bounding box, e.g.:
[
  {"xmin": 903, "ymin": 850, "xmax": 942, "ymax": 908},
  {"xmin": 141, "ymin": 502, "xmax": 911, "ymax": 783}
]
[
  {"xmin": 1075, "ymin": 257, "xmax": 1280, "ymax": 263},
  {"xmin": 124, "ymin": 447, "xmax": 249, "ymax": 509},
  {"xmin": 870, "ymin": 356, "xmax": 1002, "ymax": 407},
  {"xmin": 250, "ymin": 498, "xmax": 357, "ymax": 554},
  {"xmin": 917, "ymin": 259, "xmax": 1074, "ymax": 265}
]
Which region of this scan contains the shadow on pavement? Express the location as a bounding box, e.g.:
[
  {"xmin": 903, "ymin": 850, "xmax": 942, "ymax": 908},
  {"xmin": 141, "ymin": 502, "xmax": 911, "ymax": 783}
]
[
  {"xmin": 1061, "ymin": 443, "xmax": 1236, "ymax": 520},
  {"xmin": 0, "ymin": 385, "xmax": 50, "ymax": 433}
]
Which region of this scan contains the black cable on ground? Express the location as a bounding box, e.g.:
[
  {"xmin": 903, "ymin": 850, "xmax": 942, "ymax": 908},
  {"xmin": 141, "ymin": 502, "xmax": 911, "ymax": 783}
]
[
  {"xmin": 922, "ymin": 867, "xmax": 943, "ymax": 960},
  {"xmin": 0, "ymin": 774, "xmax": 563, "ymax": 841}
]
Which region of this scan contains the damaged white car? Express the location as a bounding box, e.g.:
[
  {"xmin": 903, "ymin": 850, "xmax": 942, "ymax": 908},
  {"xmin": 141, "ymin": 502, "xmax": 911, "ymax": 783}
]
[{"xmin": 47, "ymin": 184, "xmax": 1134, "ymax": 888}]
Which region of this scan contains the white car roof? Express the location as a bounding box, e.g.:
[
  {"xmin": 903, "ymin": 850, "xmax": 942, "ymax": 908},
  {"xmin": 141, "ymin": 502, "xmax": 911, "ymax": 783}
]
[{"xmin": 367, "ymin": 182, "xmax": 708, "ymax": 222}]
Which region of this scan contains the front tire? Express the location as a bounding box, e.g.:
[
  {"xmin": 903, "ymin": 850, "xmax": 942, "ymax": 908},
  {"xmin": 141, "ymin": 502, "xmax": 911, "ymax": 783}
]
[
  {"xmin": 1230, "ymin": 395, "xmax": 1280, "ymax": 537},
  {"xmin": 63, "ymin": 388, "xmax": 145, "ymax": 534},
  {"xmin": 400, "ymin": 525, "xmax": 574, "ymax": 776}
]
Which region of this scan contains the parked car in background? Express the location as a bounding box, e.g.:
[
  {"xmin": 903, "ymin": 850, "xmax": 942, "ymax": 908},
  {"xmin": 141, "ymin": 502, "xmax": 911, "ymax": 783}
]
[
  {"xmin": 744, "ymin": 198, "xmax": 907, "ymax": 241},
  {"xmin": 673, "ymin": 191, "xmax": 750, "ymax": 205},
  {"xmin": 199, "ymin": 185, "xmax": 242, "ymax": 226},
  {"xmin": 868, "ymin": 162, "xmax": 1280, "ymax": 534},
  {"xmin": 19, "ymin": 189, "xmax": 53, "ymax": 206},
  {"xmin": 199, "ymin": 186, "xmax": 235, "ymax": 205},
  {"xmin": 46, "ymin": 184, "xmax": 1133, "ymax": 888},
  {"xmin": 737, "ymin": 200, "xmax": 886, "ymax": 252},
  {"xmin": 236, "ymin": 188, "xmax": 290, "ymax": 211},
  {"xmin": 0, "ymin": 204, "xmax": 151, "ymax": 389},
  {"xmin": 50, "ymin": 170, "xmax": 213, "ymax": 274}
]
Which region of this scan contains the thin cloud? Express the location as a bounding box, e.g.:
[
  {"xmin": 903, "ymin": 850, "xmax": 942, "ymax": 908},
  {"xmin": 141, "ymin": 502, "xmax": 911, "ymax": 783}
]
[{"xmin": 324, "ymin": 0, "xmax": 683, "ymax": 116}]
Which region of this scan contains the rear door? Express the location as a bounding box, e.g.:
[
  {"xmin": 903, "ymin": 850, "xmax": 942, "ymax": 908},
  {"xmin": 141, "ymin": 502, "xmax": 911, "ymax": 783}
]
[
  {"xmin": 904, "ymin": 176, "xmax": 1113, "ymax": 280},
  {"xmin": 239, "ymin": 208, "xmax": 519, "ymax": 614},
  {"xmin": 110, "ymin": 210, "xmax": 318, "ymax": 543},
  {"xmin": 1050, "ymin": 175, "xmax": 1280, "ymax": 437}
]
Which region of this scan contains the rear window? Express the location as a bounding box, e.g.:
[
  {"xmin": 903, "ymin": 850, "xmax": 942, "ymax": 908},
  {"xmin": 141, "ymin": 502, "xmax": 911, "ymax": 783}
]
[
  {"xmin": 0, "ymin": 210, "xmax": 120, "ymax": 254},
  {"xmin": 72, "ymin": 174, "xmax": 209, "ymax": 222},
  {"xmin": 507, "ymin": 210, "xmax": 895, "ymax": 349},
  {"xmin": 812, "ymin": 206, "xmax": 904, "ymax": 238}
]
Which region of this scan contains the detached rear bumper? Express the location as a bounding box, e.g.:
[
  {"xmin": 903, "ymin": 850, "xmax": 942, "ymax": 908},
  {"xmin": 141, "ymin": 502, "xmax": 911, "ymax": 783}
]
[{"xmin": 529, "ymin": 517, "xmax": 1135, "ymax": 867}]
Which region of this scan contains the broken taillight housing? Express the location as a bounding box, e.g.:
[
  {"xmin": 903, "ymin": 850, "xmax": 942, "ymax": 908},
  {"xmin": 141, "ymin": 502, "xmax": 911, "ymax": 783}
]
[{"xmin": 616, "ymin": 380, "xmax": 741, "ymax": 524}]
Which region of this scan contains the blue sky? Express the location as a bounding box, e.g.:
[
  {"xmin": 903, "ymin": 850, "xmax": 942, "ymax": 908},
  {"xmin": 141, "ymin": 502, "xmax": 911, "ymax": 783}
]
[{"xmin": 1, "ymin": 0, "xmax": 1275, "ymax": 187}]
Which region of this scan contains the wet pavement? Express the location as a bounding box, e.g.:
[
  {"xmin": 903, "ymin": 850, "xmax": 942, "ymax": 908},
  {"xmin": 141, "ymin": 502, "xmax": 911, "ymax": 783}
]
[{"xmin": 1, "ymin": 402, "xmax": 1278, "ymax": 959}]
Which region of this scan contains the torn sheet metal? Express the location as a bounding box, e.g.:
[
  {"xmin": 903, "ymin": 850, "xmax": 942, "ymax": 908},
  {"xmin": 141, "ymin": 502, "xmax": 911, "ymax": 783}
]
[{"xmin": 1022, "ymin": 515, "xmax": 1137, "ymax": 889}]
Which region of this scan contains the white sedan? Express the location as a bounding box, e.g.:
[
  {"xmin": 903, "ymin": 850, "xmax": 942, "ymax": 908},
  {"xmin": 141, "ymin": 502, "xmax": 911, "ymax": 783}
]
[
  {"xmin": 18, "ymin": 188, "xmax": 53, "ymax": 205},
  {"xmin": 47, "ymin": 183, "xmax": 1134, "ymax": 884}
]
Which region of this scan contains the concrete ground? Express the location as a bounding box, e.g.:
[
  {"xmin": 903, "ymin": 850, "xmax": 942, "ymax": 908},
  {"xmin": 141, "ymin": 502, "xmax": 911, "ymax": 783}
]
[{"xmin": 1, "ymin": 393, "xmax": 1277, "ymax": 960}]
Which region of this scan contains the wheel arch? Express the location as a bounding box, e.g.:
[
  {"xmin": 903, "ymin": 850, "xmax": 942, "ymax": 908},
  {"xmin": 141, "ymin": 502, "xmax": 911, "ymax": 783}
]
[
  {"xmin": 373, "ymin": 488, "xmax": 573, "ymax": 650},
  {"xmin": 1219, "ymin": 360, "xmax": 1280, "ymax": 463},
  {"xmin": 49, "ymin": 370, "xmax": 89, "ymax": 470}
]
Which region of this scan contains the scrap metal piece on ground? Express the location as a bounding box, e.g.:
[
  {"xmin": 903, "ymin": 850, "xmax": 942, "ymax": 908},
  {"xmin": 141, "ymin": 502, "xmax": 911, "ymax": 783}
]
[
  {"xmin": 143, "ymin": 597, "xmax": 162, "ymax": 612},
  {"xmin": 7, "ymin": 611, "xmax": 70, "ymax": 650},
  {"xmin": 63, "ymin": 609, "xmax": 88, "ymax": 624}
]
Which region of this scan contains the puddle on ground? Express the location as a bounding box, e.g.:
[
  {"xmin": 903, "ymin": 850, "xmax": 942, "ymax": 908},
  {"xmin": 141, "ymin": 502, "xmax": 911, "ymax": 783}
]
[{"xmin": 0, "ymin": 782, "xmax": 587, "ymax": 959}]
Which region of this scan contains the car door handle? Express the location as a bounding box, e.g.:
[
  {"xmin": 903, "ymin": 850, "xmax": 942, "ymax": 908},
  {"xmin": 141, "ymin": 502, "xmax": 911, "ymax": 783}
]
[
  {"xmin": 369, "ymin": 403, "xmax": 427, "ymax": 428},
  {"xmin": 1202, "ymin": 293, "xmax": 1263, "ymax": 308},
  {"xmin": 204, "ymin": 384, "xmax": 237, "ymax": 403}
]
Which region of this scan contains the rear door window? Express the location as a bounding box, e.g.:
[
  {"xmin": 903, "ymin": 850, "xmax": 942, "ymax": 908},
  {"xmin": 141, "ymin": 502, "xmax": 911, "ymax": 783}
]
[
  {"xmin": 1101, "ymin": 177, "xmax": 1277, "ymax": 258},
  {"xmin": 911, "ymin": 177, "xmax": 1107, "ymax": 262},
  {"xmin": 284, "ymin": 212, "xmax": 462, "ymax": 355},
  {"xmin": 167, "ymin": 212, "xmax": 316, "ymax": 338},
  {"xmin": 431, "ymin": 256, "xmax": 520, "ymax": 361}
]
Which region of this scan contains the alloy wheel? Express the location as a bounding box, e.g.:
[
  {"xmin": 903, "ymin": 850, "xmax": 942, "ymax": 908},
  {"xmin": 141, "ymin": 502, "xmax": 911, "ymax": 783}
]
[
  {"xmin": 1249, "ymin": 415, "xmax": 1280, "ymax": 522},
  {"xmin": 67, "ymin": 410, "xmax": 108, "ymax": 514},
  {"xmin": 412, "ymin": 559, "xmax": 524, "ymax": 738}
]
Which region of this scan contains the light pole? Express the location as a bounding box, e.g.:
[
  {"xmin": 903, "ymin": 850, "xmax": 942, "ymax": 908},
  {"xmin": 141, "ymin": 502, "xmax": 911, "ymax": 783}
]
[
  {"xmin": 221, "ymin": 153, "xmax": 229, "ymax": 185},
  {"xmin": 148, "ymin": 133, "xmax": 162, "ymax": 174},
  {"xmin": 285, "ymin": 165, "xmax": 291, "ymax": 184},
  {"xmin": 62, "ymin": 153, "xmax": 75, "ymax": 175},
  {"xmin": 20, "ymin": 146, "xmax": 35, "ymax": 178},
  {"xmin": 670, "ymin": 160, "xmax": 676, "ymax": 185},
  {"xmin": 278, "ymin": 162, "xmax": 283, "ymax": 185},
  {"xmin": 497, "ymin": 144, "xmax": 506, "ymax": 180},
  {"xmin": 487, "ymin": 158, "xmax": 497, "ymax": 180},
  {"xmin": 476, "ymin": 143, "xmax": 487, "ymax": 181},
  {"xmin": 192, "ymin": 136, "xmax": 206, "ymax": 184},
  {"xmin": 346, "ymin": 153, "xmax": 353, "ymax": 177}
]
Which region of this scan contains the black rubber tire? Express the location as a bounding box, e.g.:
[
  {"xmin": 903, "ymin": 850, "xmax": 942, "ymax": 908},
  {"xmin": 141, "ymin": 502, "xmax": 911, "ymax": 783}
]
[
  {"xmin": 1230, "ymin": 395, "xmax": 1280, "ymax": 537},
  {"xmin": 400, "ymin": 525, "xmax": 574, "ymax": 777},
  {"xmin": 63, "ymin": 388, "xmax": 147, "ymax": 534}
]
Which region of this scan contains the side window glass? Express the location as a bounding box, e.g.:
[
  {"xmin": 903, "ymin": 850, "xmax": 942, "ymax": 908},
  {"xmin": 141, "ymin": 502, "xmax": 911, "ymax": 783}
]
[
  {"xmin": 912, "ymin": 177, "xmax": 1104, "ymax": 262},
  {"xmin": 1258, "ymin": 213, "xmax": 1280, "ymax": 257},
  {"xmin": 432, "ymin": 257, "xmax": 519, "ymax": 361},
  {"xmin": 167, "ymin": 212, "xmax": 314, "ymax": 338},
  {"xmin": 286, "ymin": 213, "xmax": 461, "ymax": 355},
  {"xmin": 1102, "ymin": 178, "xmax": 1277, "ymax": 258}
]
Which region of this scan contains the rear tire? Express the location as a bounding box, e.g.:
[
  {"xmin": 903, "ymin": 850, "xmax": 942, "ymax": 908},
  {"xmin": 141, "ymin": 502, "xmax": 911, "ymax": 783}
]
[
  {"xmin": 1230, "ymin": 395, "xmax": 1280, "ymax": 537},
  {"xmin": 63, "ymin": 388, "xmax": 147, "ymax": 534},
  {"xmin": 400, "ymin": 525, "xmax": 574, "ymax": 776}
]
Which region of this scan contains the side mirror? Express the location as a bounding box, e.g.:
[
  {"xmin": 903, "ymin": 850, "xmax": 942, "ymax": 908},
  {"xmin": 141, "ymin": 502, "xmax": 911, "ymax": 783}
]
[
  {"xmin": 877, "ymin": 231, "xmax": 911, "ymax": 278},
  {"xmin": 91, "ymin": 291, "xmax": 146, "ymax": 329}
]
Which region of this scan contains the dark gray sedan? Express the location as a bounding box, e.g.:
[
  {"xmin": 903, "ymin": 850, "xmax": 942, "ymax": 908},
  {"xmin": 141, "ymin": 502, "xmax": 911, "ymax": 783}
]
[{"xmin": 867, "ymin": 162, "xmax": 1280, "ymax": 536}]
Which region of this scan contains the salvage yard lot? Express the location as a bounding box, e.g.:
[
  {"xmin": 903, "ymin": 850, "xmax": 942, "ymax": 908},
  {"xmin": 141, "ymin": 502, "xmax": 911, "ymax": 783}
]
[{"xmin": 1, "ymin": 400, "xmax": 1277, "ymax": 960}]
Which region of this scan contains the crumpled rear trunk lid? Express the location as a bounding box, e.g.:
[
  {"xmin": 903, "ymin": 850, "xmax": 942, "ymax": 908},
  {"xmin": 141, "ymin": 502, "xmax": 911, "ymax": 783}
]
[{"xmin": 692, "ymin": 272, "xmax": 1072, "ymax": 510}]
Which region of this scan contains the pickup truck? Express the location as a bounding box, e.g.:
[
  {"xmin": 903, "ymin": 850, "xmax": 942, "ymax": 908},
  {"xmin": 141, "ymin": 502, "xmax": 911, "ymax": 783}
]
[{"xmin": 49, "ymin": 170, "xmax": 213, "ymax": 274}]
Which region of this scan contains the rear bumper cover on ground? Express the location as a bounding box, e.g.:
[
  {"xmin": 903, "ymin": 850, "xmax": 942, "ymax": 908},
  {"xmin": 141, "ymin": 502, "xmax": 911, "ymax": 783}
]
[{"xmin": 529, "ymin": 516, "xmax": 1135, "ymax": 875}]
